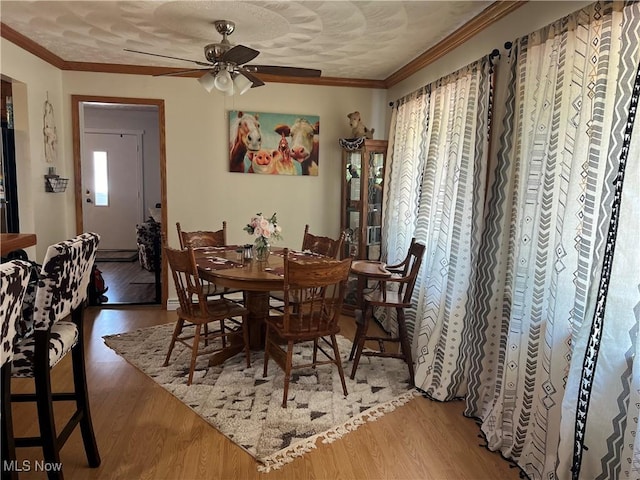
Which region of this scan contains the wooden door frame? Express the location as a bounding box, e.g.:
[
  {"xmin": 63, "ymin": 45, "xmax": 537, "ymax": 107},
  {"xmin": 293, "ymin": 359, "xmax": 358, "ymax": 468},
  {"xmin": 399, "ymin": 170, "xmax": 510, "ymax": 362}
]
[{"xmin": 72, "ymin": 95, "xmax": 167, "ymax": 308}]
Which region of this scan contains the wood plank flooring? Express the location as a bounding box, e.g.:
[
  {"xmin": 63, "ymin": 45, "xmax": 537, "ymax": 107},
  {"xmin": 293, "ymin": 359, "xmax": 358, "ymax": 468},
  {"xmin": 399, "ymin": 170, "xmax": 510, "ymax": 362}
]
[
  {"xmin": 95, "ymin": 259, "xmax": 159, "ymax": 305},
  {"xmin": 9, "ymin": 307, "xmax": 521, "ymax": 480}
]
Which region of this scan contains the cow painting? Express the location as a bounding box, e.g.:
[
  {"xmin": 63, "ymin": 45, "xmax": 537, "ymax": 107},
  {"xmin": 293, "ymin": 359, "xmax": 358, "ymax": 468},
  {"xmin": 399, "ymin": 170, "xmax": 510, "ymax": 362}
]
[
  {"xmin": 275, "ymin": 118, "xmax": 319, "ymax": 176},
  {"xmin": 228, "ymin": 110, "xmax": 319, "ymax": 176}
]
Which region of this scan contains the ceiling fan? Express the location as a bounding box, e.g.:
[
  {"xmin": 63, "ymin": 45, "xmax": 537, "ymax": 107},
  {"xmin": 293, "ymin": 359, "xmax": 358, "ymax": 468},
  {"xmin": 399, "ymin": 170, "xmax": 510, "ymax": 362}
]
[{"xmin": 125, "ymin": 20, "xmax": 321, "ymax": 95}]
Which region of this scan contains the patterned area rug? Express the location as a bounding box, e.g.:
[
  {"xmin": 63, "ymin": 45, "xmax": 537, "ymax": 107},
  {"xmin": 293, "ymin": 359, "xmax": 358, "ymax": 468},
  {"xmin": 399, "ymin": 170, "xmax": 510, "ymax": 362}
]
[{"xmin": 103, "ymin": 323, "xmax": 418, "ymax": 472}]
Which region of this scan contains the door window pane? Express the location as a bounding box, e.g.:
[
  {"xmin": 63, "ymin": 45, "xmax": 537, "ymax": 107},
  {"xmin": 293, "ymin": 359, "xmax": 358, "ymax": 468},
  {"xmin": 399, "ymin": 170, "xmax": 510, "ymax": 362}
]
[{"xmin": 93, "ymin": 151, "xmax": 108, "ymax": 206}]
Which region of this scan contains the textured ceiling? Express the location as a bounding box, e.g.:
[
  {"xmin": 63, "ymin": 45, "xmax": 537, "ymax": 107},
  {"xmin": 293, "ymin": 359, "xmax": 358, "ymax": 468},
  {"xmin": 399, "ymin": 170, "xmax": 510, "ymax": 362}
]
[{"xmin": 0, "ymin": 1, "xmax": 494, "ymax": 81}]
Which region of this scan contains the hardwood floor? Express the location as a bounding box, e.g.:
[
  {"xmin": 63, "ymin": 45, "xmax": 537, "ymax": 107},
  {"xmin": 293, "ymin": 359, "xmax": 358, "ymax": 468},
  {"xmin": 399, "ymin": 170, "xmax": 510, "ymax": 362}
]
[
  {"xmin": 95, "ymin": 258, "xmax": 159, "ymax": 305},
  {"xmin": 9, "ymin": 307, "xmax": 521, "ymax": 480}
]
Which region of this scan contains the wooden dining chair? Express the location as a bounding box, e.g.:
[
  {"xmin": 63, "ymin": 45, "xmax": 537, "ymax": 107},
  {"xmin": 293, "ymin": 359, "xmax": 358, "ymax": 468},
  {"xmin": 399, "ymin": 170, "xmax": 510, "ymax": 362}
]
[
  {"xmin": 176, "ymin": 221, "xmax": 243, "ymax": 303},
  {"xmin": 176, "ymin": 221, "xmax": 227, "ymax": 249},
  {"xmin": 164, "ymin": 245, "xmax": 250, "ymax": 385},
  {"xmin": 348, "ymin": 237, "xmax": 418, "ymax": 361},
  {"xmin": 263, "ymin": 249, "xmax": 353, "ymax": 407},
  {"xmin": 349, "ymin": 240, "xmax": 425, "ymax": 386},
  {"xmin": 269, "ymin": 225, "xmax": 346, "ymax": 310},
  {"xmin": 10, "ymin": 233, "xmax": 102, "ymax": 480},
  {"xmin": 1, "ymin": 260, "xmax": 31, "ymax": 480},
  {"xmin": 301, "ymin": 224, "xmax": 346, "ymax": 258}
]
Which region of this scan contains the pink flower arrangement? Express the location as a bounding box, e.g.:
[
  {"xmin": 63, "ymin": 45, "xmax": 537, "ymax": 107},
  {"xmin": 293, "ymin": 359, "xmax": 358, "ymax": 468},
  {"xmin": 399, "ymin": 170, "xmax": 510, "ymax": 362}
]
[{"xmin": 244, "ymin": 212, "xmax": 282, "ymax": 257}]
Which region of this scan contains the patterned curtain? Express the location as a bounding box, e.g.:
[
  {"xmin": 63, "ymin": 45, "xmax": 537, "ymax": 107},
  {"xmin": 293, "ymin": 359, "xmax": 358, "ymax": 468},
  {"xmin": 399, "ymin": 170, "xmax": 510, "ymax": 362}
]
[
  {"xmin": 465, "ymin": 2, "xmax": 640, "ymax": 479},
  {"xmin": 382, "ymin": 86, "xmax": 429, "ymax": 284},
  {"xmin": 383, "ymin": 1, "xmax": 639, "ymax": 478},
  {"xmin": 381, "ymin": 59, "xmax": 492, "ymax": 361}
]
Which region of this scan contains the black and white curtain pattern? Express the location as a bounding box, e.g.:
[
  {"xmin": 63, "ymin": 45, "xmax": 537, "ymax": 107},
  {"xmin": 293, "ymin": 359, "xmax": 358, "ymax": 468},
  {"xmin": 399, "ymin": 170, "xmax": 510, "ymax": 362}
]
[
  {"xmin": 382, "ymin": 85, "xmax": 429, "ymax": 299},
  {"xmin": 464, "ymin": 2, "xmax": 640, "ymax": 479},
  {"xmin": 383, "ymin": 1, "xmax": 639, "ymax": 478},
  {"xmin": 381, "ymin": 58, "xmax": 492, "ymax": 371}
]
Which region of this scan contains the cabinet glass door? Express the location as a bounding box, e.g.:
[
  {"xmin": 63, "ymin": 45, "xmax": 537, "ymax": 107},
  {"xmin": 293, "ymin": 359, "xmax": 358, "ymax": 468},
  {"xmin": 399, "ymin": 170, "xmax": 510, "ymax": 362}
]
[
  {"xmin": 345, "ymin": 151, "xmax": 362, "ymax": 258},
  {"xmin": 366, "ymin": 151, "xmax": 384, "ymax": 260},
  {"xmin": 339, "ymin": 138, "xmax": 387, "ymax": 315}
]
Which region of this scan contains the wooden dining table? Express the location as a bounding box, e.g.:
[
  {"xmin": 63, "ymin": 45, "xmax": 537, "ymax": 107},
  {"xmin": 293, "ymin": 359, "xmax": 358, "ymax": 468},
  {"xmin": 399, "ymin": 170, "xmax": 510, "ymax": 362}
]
[{"xmin": 193, "ymin": 245, "xmax": 331, "ymax": 364}]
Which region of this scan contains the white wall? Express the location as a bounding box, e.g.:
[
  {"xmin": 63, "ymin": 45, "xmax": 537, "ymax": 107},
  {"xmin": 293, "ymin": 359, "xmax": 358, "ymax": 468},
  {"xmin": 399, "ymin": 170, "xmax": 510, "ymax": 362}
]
[
  {"xmin": 61, "ymin": 71, "xmax": 387, "ymax": 250},
  {"xmin": 1, "ymin": 36, "xmax": 388, "ymax": 261},
  {"xmin": 1, "ymin": 40, "xmax": 68, "ymax": 260}
]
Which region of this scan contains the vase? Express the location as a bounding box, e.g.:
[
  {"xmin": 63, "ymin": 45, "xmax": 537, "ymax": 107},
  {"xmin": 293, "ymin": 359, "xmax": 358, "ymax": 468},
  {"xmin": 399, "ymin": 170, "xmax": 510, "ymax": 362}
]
[{"xmin": 254, "ymin": 240, "xmax": 270, "ymax": 262}]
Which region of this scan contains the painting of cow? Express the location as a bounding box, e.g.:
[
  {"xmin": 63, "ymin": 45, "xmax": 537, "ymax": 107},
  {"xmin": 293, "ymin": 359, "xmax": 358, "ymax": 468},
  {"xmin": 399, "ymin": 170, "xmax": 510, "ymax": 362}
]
[{"xmin": 228, "ymin": 110, "xmax": 319, "ymax": 176}]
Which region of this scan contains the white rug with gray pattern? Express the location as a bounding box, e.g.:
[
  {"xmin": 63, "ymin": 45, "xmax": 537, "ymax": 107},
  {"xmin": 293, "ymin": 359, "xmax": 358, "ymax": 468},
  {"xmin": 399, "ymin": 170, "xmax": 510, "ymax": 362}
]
[{"xmin": 103, "ymin": 323, "xmax": 418, "ymax": 472}]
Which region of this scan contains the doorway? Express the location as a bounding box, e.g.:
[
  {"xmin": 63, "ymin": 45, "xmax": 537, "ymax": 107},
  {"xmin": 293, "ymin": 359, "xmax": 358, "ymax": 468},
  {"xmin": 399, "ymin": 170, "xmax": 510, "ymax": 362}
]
[
  {"xmin": 82, "ymin": 131, "xmax": 143, "ymax": 250},
  {"xmin": 1, "ymin": 79, "xmax": 19, "ymax": 234},
  {"xmin": 72, "ymin": 95, "xmax": 167, "ymax": 308}
]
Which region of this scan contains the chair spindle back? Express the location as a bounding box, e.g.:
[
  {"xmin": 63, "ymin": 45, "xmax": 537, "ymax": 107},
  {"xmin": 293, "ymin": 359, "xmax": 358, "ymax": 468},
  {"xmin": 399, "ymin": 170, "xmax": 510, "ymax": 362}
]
[
  {"xmin": 176, "ymin": 222, "xmax": 226, "ymax": 249},
  {"xmin": 301, "ymin": 225, "xmax": 346, "ymax": 259},
  {"xmin": 281, "ymin": 250, "xmax": 352, "ymax": 334}
]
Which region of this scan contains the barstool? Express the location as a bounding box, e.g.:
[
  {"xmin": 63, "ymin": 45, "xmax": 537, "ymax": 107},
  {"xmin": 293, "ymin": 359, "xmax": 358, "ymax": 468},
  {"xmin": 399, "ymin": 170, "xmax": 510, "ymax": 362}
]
[
  {"xmin": 1, "ymin": 260, "xmax": 31, "ymax": 480},
  {"xmin": 10, "ymin": 233, "xmax": 102, "ymax": 480}
]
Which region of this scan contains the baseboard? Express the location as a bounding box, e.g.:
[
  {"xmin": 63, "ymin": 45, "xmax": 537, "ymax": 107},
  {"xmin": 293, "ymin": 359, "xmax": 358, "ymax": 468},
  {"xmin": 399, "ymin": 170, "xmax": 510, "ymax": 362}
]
[{"xmin": 167, "ymin": 298, "xmax": 179, "ymax": 311}]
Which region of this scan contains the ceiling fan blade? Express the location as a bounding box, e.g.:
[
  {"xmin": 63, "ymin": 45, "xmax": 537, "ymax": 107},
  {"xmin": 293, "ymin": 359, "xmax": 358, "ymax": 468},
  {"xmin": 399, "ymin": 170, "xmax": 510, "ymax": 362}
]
[
  {"xmin": 222, "ymin": 45, "xmax": 260, "ymax": 65},
  {"xmin": 124, "ymin": 48, "xmax": 211, "ymax": 67},
  {"xmin": 237, "ymin": 69, "xmax": 265, "ymax": 88},
  {"xmin": 247, "ymin": 65, "xmax": 322, "ymax": 77},
  {"xmin": 154, "ymin": 68, "xmax": 211, "ymax": 77}
]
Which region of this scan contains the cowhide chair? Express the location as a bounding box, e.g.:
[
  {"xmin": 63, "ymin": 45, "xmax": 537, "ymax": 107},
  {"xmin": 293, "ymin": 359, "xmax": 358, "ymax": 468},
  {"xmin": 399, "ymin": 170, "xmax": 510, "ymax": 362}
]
[
  {"xmin": 136, "ymin": 218, "xmax": 161, "ymax": 272},
  {"xmin": 1, "ymin": 260, "xmax": 31, "ymax": 480},
  {"xmin": 10, "ymin": 233, "xmax": 102, "ymax": 479}
]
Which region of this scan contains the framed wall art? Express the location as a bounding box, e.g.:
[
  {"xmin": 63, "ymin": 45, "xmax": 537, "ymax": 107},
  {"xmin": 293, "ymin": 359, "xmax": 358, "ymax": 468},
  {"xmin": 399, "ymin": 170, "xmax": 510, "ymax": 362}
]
[{"xmin": 229, "ymin": 110, "xmax": 319, "ymax": 176}]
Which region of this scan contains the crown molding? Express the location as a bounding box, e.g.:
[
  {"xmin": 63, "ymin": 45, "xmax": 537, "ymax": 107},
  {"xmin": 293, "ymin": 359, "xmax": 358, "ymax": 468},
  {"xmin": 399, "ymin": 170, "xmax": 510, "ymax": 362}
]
[
  {"xmin": 384, "ymin": 1, "xmax": 527, "ymax": 87},
  {"xmin": 1, "ymin": 1, "xmax": 525, "ymax": 90}
]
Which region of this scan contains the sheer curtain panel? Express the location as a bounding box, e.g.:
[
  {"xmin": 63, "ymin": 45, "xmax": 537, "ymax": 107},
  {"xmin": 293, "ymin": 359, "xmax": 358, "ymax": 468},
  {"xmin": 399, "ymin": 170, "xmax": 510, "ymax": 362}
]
[
  {"xmin": 383, "ymin": 1, "xmax": 640, "ymax": 478},
  {"xmin": 465, "ymin": 2, "xmax": 640, "ymax": 478}
]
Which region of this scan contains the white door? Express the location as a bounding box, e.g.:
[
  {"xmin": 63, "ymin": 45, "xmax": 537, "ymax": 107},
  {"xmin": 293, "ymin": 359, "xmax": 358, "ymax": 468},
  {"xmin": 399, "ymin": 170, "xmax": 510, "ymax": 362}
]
[{"xmin": 82, "ymin": 132, "xmax": 142, "ymax": 250}]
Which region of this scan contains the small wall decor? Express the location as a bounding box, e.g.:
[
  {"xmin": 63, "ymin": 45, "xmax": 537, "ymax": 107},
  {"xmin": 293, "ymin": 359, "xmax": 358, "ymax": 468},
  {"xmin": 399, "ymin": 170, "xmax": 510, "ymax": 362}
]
[
  {"xmin": 43, "ymin": 93, "xmax": 57, "ymax": 163},
  {"xmin": 229, "ymin": 110, "xmax": 320, "ymax": 176}
]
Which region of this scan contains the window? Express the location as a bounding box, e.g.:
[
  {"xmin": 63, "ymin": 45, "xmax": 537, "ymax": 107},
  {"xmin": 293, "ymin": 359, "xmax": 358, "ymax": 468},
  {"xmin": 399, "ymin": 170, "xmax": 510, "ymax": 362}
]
[{"xmin": 93, "ymin": 151, "xmax": 108, "ymax": 206}]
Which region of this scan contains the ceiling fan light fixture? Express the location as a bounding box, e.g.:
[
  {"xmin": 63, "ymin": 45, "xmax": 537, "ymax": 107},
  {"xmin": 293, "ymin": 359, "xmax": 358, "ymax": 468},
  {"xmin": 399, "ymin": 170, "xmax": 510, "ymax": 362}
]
[
  {"xmin": 198, "ymin": 71, "xmax": 217, "ymax": 92},
  {"xmin": 214, "ymin": 69, "xmax": 233, "ymax": 92},
  {"xmin": 128, "ymin": 19, "xmax": 320, "ymax": 91},
  {"xmin": 233, "ymin": 73, "xmax": 253, "ymax": 95}
]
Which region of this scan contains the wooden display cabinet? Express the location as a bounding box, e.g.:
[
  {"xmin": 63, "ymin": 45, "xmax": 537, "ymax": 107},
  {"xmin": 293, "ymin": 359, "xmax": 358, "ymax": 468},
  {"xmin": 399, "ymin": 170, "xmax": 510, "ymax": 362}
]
[{"xmin": 339, "ymin": 137, "xmax": 387, "ymax": 313}]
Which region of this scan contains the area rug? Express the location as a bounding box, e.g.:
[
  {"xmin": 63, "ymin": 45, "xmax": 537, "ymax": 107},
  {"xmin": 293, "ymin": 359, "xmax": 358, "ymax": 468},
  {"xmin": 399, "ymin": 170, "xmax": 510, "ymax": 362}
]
[
  {"xmin": 103, "ymin": 323, "xmax": 418, "ymax": 472},
  {"xmin": 95, "ymin": 249, "xmax": 138, "ymax": 262}
]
